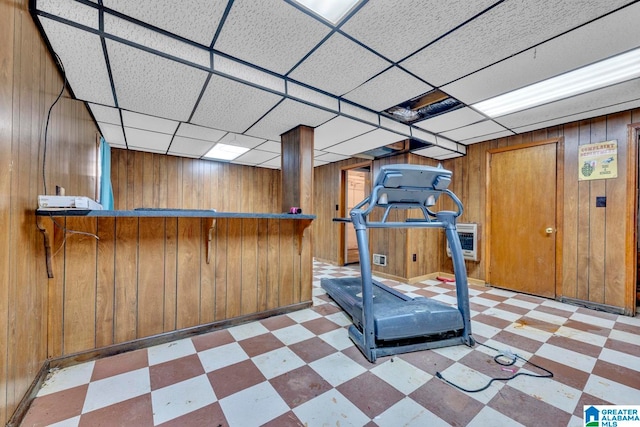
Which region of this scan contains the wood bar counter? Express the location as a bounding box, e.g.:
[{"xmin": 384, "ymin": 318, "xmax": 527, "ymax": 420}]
[{"xmin": 36, "ymin": 209, "xmax": 314, "ymax": 358}]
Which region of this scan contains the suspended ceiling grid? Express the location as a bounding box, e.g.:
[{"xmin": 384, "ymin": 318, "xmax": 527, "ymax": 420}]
[{"xmin": 31, "ymin": 0, "xmax": 640, "ymax": 169}]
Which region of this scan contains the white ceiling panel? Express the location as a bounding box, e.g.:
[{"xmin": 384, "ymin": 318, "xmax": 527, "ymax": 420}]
[
  {"xmin": 460, "ymin": 129, "xmax": 516, "ymax": 145},
  {"xmin": 261, "ymin": 156, "xmax": 282, "ymax": 169},
  {"xmin": 513, "ymin": 99, "xmax": 640, "ymax": 135},
  {"xmin": 106, "ymin": 40, "xmax": 208, "ymax": 121},
  {"xmin": 233, "ymin": 149, "xmax": 278, "ymax": 165},
  {"xmin": 434, "ymin": 152, "xmax": 464, "ymax": 160},
  {"xmin": 343, "ymin": 67, "xmax": 433, "ymax": 112},
  {"xmin": 314, "ymin": 160, "xmax": 329, "ymax": 167},
  {"xmin": 167, "ymin": 136, "xmax": 215, "ymax": 157},
  {"xmin": 37, "ymin": 0, "xmax": 98, "ymax": 29},
  {"xmin": 495, "ymin": 78, "xmax": 640, "ymax": 130},
  {"xmin": 314, "ymin": 152, "xmax": 351, "ymax": 163},
  {"xmin": 124, "ymin": 127, "xmax": 173, "ymax": 152},
  {"xmin": 97, "ymin": 122, "xmax": 126, "ymax": 147},
  {"xmin": 191, "ymin": 74, "xmax": 283, "ymax": 134},
  {"xmin": 340, "ymin": 0, "xmax": 496, "ymax": 62},
  {"xmin": 443, "ymin": 2, "xmax": 640, "ymax": 105},
  {"xmin": 245, "ymin": 99, "xmax": 336, "ymax": 141},
  {"xmin": 38, "ymin": 18, "xmax": 114, "ymax": 106},
  {"xmin": 176, "ymin": 123, "xmax": 226, "ymax": 142},
  {"xmin": 325, "ymin": 129, "xmax": 407, "ymax": 155},
  {"xmin": 88, "ymin": 104, "xmax": 121, "ymax": 125},
  {"xmin": 435, "ymin": 137, "xmax": 461, "ymax": 152},
  {"xmin": 410, "ymin": 128, "xmax": 437, "ymax": 145},
  {"xmin": 414, "ymin": 107, "xmax": 486, "ymax": 133},
  {"xmin": 380, "ymin": 117, "xmax": 411, "ymax": 136},
  {"xmin": 104, "ymin": 14, "xmax": 209, "ymax": 67},
  {"xmin": 121, "ymin": 111, "xmax": 179, "ymax": 134},
  {"xmin": 401, "ymin": 0, "xmax": 633, "ymax": 86},
  {"xmin": 440, "ymin": 120, "xmax": 509, "ymax": 141},
  {"xmin": 288, "ymin": 33, "xmax": 390, "ymax": 96},
  {"xmin": 287, "ymin": 82, "xmax": 339, "ymax": 113},
  {"xmin": 412, "ymin": 146, "xmax": 453, "ymax": 158},
  {"xmin": 213, "ymin": 0, "xmax": 331, "ymax": 75},
  {"xmin": 219, "ymin": 133, "xmax": 266, "ymax": 149},
  {"xmin": 103, "ymin": 0, "xmax": 226, "ymax": 46},
  {"xmin": 314, "ymin": 116, "xmax": 376, "ymax": 150},
  {"xmin": 255, "ymin": 141, "xmax": 281, "ymax": 154},
  {"xmin": 339, "ymin": 101, "xmax": 379, "ymax": 125},
  {"xmin": 214, "ymin": 55, "xmax": 285, "ymax": 94}
]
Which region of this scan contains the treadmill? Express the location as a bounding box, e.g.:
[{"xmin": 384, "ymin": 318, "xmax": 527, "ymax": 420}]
[{"xmin": 321, "ymin": 164, "xmax": 474, "ymax": 362}]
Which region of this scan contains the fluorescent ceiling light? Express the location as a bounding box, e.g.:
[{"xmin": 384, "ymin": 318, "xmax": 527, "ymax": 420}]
[
  {"xmin": 203, "ymin": 143, "xmax": 249, "ymax": 161},
  {"xmin": 293, "ymin": 0, "xmax": 361, "ymax": 24},
  {"xmin": 473, "ymin": 47, "xmax": 640, "ymax": 118}
]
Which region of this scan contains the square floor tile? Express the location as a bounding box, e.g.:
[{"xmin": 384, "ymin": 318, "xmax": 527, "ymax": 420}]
[
  {"xmin": 227, "ymin": 322, "xmax": 269, "ymax": 341},
  {"xmin": 271, "ymin": 324, "xmax": 316, "ymax": 346},
  {"xmin": 207, "ymin": 359, "xmax": 266, "ymax": 400},
  {"xmin": 79, "ymin": 393, "xmax": 153, "ymax": 427},
  {"xmin": 252, "ymin": 347, "xmax": 306, "ymax": 379},
  {"xmin": 148, "ymin": 338, "xmax": 196, "ymax": 366},
  {"xmin": 82, "ymin": 367, "xmax": 150, "ymax": 413},
  {"xmin": 309, "ymin": 352, "xmax": 367, "ymax": 387},
  {"xmin": 467, "ymin": 406, "xmax": 525, "ymax": 427},
  {"xmin": 370, "ymin": 357, "xmax": 432, "ymax": 394},
  {"xmin": 91, "ymin": 349, "xmax": 148, "ymax": 381},
  {"xmin": 155, "ymin": 402, "xmax": 227, "ymax": 427},
  {"xmin": 269, "ymin": 365, "xmax": 333, "ymax": 408},
  {"xmin": 149, "ymin": 354, "xmax": 205, "ymax": 391},
  {"xmin": 191, "ymin": 329, "xmax": 235, "ymax": 352},
  {"xmin": 238, "ymin": 332, "xmax": 286, "ymax": 357},
  {"xmin": 288, "ymin": 337, "xmax": 339, "ymax": 363},
  {"xmin": 20, "ymin": 385, "xmax": 88, "ymax": 426},
  {"xmin": 151, "ymin": 374, "xmax": 217, "ymax": 425},
  {"xmin": 410, "ymin": 377, "xmax": 484, "ymax": 426},
  {"xmin": 260, "ymin": 314, "xmax": 297, "ymax": 331},
  {"xmin": 38, "ymin": 362, "xmax": 95, "ymax": 397},
  {"xmin": 435, "ymin": 362, "xmax": 503, "ymax": 404},
  {"xmin": 487, "ymin": 384, "xmax": 572, "ymax": 426},
  {"xmin": 219, "ymin": 382, "xmax": 289, "ymax": 426},
  {"xmin": 293, "ymin": 388, "xmax": 370, "ymax": 427},
  {"xmin": 583, "ymin": 374, "xmax": 640, "ymax": 404},
  {"xmin": 536, "ymin": 343, "xmax": 597, "ymax": 373},
  {"xmin": 373, "ymin": 397, "xmax": 449, "ymax": 427},
  {"xmin": 336, "ymin": 372, "xmax": 404, "ymax": 418},
  {"xmin": 286, "ymin": 308, "xmax": 322, "ymax": 323},
  {"xmin": 197, "ymin": 342, "xmax": 249, "ymax": 373},
  {"xmin": 318, "ymin": 328, "xmax": 353, "ymax": 350}
]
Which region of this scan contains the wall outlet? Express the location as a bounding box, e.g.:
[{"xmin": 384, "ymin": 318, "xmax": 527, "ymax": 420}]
[
  {"xmin": 372, "ymin": 254, "xmax": 387, "ymax": 266},
  {"xmin": 412, "ymin": 253, "xmax": 417, "ymax": 262}
]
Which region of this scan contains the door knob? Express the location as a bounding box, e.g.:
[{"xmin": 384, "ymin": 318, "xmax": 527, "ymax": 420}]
[{"xmin": 545, "ymin": 227, "xmax": 554, "ymax": 234}]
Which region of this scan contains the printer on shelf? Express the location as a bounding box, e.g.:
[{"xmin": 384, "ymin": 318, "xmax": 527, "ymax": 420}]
[{"xmin": 38, "ymin": 195, "xmax": 103, "ymax": 210}]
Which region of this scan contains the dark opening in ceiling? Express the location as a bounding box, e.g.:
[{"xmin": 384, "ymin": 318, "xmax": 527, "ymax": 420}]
[{"xmin": 384, "ymin": 89, "xmax": 462, "ymax": 124}]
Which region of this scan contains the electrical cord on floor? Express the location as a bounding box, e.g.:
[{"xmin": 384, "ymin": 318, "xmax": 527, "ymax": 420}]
[{"xmin": 435, "ymin": 342, "xmax": 554, "ymax": 393}]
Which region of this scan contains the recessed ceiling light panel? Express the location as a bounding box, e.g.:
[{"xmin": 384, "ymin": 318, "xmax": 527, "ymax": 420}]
[
  {"xmin": 203, "ymin": 143, "xmax": 250, "ymax": 161},
  {"xmin": 293, "ymin": 0, "xmax": 361, "ymax": 24}
]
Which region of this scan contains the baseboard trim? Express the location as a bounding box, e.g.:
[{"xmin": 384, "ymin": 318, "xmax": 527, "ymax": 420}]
[{"xmin": 8, "ymin": 301, "xmax": 311, "ymax": 426}]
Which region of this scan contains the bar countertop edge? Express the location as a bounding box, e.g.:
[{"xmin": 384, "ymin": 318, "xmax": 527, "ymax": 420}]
[{"xmin": 36, "ymin": 209, "xmax": 316, "ymax": 220}]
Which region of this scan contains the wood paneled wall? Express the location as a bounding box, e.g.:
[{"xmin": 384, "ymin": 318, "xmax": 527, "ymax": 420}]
[
  {"xmin": 110, "ymin": 149, "xmax": 282, "ymax": 213},
  {"xmin": 43, "ymin": 215, "xmax": 312, "ymax": 357},
  {"xmin": 313, "ymin": 110, "xmax": 638, "ymax": 312},
  {"xmin": 0, "ymin": 0, "xmax": 100, "ymax": 422}
]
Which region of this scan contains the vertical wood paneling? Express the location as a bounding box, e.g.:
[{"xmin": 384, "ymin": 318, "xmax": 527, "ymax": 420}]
[
  {"xmin": 214, "ymin": 218, "xmax": 228, "ymax": 321},
  {"xmin": 200, "ymin": 218, "xmax": 216, "ymax": 324},
  {"xmin": 588, "ymin": 118, "xmax": 607, "ymax": 303},
  {"xmin": 257, "ymin": 218, "xmax": 269, "ymax": 312},
  {"xmin": 226, "ymin": 219, "xmax": 242, "ymax": 318},
  {"xmin": 138, "ymin": 218, "xmax": 165, "ymax": 337},
  {"xmin": 241, "ymin": 219, "xmax": 258, "ymax": 315},
  {"xmin": 562, "ymin": 122, "xmax": 580, "ymax": 299},
  {"xmin": 47, "ymin": 219, "xmax": 66, "ymax": 358},
  {"xmin": 96, "ymin": 217, "xmax": 116, "ymax": 348},
  {"xmin": 115, "ymin": 218, "xmax": 138, "ymax": 342},
  {"xmin": 176, "ymin": 218, "xmax": 201, "ymax": 328},
  {"xmin": 576, "ymin": 121, "xmax": 592, "ymax": 300},
  {"xmin": 267, "ymin": 219, "xmax": 281, "ymax": 310},
  {"xmin": 164, "ymin": 219, "xmax": 178, "ymax": 331},
  {"xmin": 279, "ymin": 220, "xmax": 295, "ymax": 306}
]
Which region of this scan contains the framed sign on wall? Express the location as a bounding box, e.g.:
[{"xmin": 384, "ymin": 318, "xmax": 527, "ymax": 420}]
[{"xmin": 578, "ymin": 140, "xmax": 618, "ymax": 181}]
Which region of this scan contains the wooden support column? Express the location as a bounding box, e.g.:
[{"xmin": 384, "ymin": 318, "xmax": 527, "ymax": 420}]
[{"xmin": 281, "ymin": 125, "xmax": 314, "ymax": 214}]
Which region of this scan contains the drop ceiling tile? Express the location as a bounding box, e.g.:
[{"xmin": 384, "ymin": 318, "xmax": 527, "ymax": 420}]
[
  {"xmin": 261, "ymin": 156, "xmax": 282, "ymax": 169},
  {"xmin": 104, "ymin": 14, "xmax": 209, "ymax": 67},
  {"xmin": 219, "ymin": 133, "xmax": 266, "ymax": 149},
  {"xmin": 103, "ymin": 0, "xmax": 226, "ymax": 46},
  {"xmin": 379, "ymin": 117, "xmax": 411, "ymax": 136},
  {"xmin": 233, "ymin": 149, "xmax": 278, "ymax": 165},
  {"xmin": 400, "ymin": 0, "xmax": 633, "ymax": 86},
  {"xmin": 495, "ymin": 78, "xmax": 640, "ymax": 130},
  {"xmin": 191, "ymin": 74, "xmax": 283, "ymax": 133},
  {"xmin": 340, "ymin": 0, "xmax": 495, "ymax": 62},
  {"xmin": 443, "ymin": 2, "xmax": 640, "ymax": 105},
  {"xmin": 440, "ymin": 120, "xmax": 508, "ymax": 142},
  {"xmin": 314, "ymin": 116, "xmax": 376, "ymax": 150},
  {"xmin": 460, "ymin": 129, "xmax": 515, "ymax": 145},
  {"xmin": 214, "ymin": 55, "xmax": 285, "ymax": 94},
  {"xmin": 339, "ymin": 101, "xmax": 379, "ymax": 125},
  {"xmin": 245, "ymin": 99, "xmax": 336, "ymax": 141},
  {"xmin": 37, "ymin": 0, "xmax": 98, "ymax": 29},
  {"xmin": 213, "ymin": 0, "xmax": 331, "ymax": 75},
  {"xmin": 287, "ymin": 82, "xmax": 339, "ymax": 113},
  {"xmin": 121, "ymin": 111, "xmax": 178, "ymax": 134},
  {"xmin": 124, "ymin": 127, "xmax": 173, "ymax": 152},
  {"xmin": 167, "ymin": 136, "xmax": 215, "ymax": 157},
  {"xmin": 288, "ymin": 33, "xmax": 390, "ymax": 96},
  {"xmin": 435, "ymin": 137, "xmax": 460, "ymax": 152},
  {"xmin": 255, "ymin": 141, "xmax": 281, "ymax": 154},
  {"xmin": 513, "ymin": 99, "xmax": 640, "ymax": 135},
  {"xmin": 434, "ymin": 152, "xmax": 464, "ymax": 160},
  {"xmin": 343, "ymin": 67, "xmax": 433, "ymax": 112},
  {"xmin": 325, "ymin": 129, "xmax": 407, "ymax": 156},
  {"xmin": 412, "ymin": 146, "xmax": 453, "ymax": 158},
  {"xmin": 38, "ymin": 18, "xmax": 114, "ymax": 106},
  {"xmin": 89, "ymin": 104, "xmax": 121, "ymax": 125},
  {"xmin": 414, "ymin": 107, "xmax": 486, "ymax": 133},
  {"xmin": 98, "ymin": 122, "xmax": 126, "ymax": 146},
  {"xmin": 106, "ymin": 39, "xmax": 209, "ymax": 121},
  {"xmin": 314, "ymin": 160, "xmax": 329, "ymax": 167},
  {"xmin": 410, "ymin": 128, "xmax": 437, "ymax": 145},
  {"xmin": 176, "ymin": 123, "xmax": 226, "ymax": 142},
  {"xmin": 314, "ymin": 153, "xmax": 350, "ymax": 162}
]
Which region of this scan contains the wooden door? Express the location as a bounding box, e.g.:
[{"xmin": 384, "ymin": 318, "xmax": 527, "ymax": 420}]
[{"xmin": 488, "ymin": 142, "xmax": 557, "ymax": 298}]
